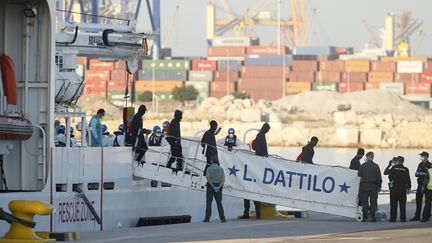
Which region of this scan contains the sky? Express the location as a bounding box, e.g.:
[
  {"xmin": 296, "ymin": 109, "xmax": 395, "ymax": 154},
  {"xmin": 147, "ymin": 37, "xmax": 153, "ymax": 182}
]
[{"xmin": 134, "ymin": 0, "xmax": 431, "ymax": 57}]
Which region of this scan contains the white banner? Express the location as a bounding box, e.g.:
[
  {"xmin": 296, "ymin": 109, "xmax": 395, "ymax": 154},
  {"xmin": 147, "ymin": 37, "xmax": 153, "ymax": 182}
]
[{"xmin": 218, "ymin": 149, "xmax": 361, "ymax": 217}]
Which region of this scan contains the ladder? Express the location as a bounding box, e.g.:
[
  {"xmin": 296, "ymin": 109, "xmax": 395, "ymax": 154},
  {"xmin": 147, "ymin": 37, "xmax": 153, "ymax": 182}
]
[{"xmin": 133, "ymin": 137, "xmax": 362, "ymax": 220}]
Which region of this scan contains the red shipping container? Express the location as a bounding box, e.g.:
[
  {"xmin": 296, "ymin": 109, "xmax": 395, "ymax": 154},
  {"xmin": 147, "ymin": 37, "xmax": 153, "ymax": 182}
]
[
  {"xmin": 338, "ymin": 82, "xmax": 364, "ymax": 93},
  {"xmin": 246, "ymin": 46, "xmax": 288, "ymax": 55},
  {"xmin": 289, "ymin": 71, "xmax": 315, "ymax": 82},
  {"xmin": 292, "ymin": 61, "xmax": 318, "ymax": 72},
  {"xmin": 424, "ymin": 62, "xmax": 432, "ymax": 72},
  {"xmin": 110, "ymin": 70, "xmax": 128, "ymax": 82},
  {"xmin": 405, "ymin": 83, "xmax": 431, "ymax": 95},
  {"xmin": 370, "ymin": 61, "xmax": 396, "ymax": 72},
  {"xmin": 320, "ymin": 60, "xmax": 345, "ymax": 72},
  {"xmin": 113, "ymin": 61, "xmax": 126, "ymax": 70},
  {"xmin": 214, "ymin": 71, "xmax": 239, "ymax": 82},
  {"xmin": 208, "ymin": 47, "xmax": 246, "ymax": 57},
  {"xmin": 107, "ymin": 81, "xmax": 129, "ymax": 92},
  {"xmin": 85, "ymin": 70, "xmax": 111, "ymax": 82},
  {"xmin": 238, "ymin": 78, "xmax": 285, "ymax": 90},
  {"xmin": 84, "ymin": 89, "xmax": 107, "ymax": 97},
  {"xmin": 420, "ymin": 72, "xmax": 432, "ymax": 83},
  {"xmin": 365, "ymin": 83, "xmax": 380, "ymax": 90},
  {"xmin": 316, "ymin": 72, "xmax": 341, "ymax": 83},
  {"xmin": 395, "ymin": 73, "xmax": 420, "ymax": 82},
  {"xmin": 76, "ymin": 57, "xmax": 88, "ymax": 66},
  {"xmin": 245, "ymin": 90, "xmax": 284, "ymax": 101},
  {"xmin": 241, "ymin": 66, "xmax": 289, "ymax": 78},
  {"xmin": 192, "ymin": 60, "xmax": 217, "ymax": 71},
  {"xmin": 341, "ymin": 72, "xmax": 367, "ymax": 83},
  {"xmin": 89, "ymin": 59, "xmax": 114, "ymax": 70}
]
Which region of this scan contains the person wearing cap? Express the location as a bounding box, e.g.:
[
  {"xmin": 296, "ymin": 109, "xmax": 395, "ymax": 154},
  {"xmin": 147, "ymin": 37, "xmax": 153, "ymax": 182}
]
[
  {"xmin": 384, "ymin": 157, "xmax": 399, "ymax": 175},
  {"xmin": 112, "ymin": 124, "xmax": 126, "ymax": 147},
  {"xmin": 302, "ymin": 136, "xmax": 319, "ymax": 164},
  {"xmin": 203, "ymin": 158, "xmax": 226, "ymax": 223},
  {"xmin": 349, "ymin": 148, "xmax": 365, "ymax": 171},
  {"xmin": 149, "ymin": 126, "xmax": 163, "ymax": 146},
  {"xmin": 410, "ymin": 151, "xmax": 432, "ymax": 221},
  {"xmin": 420, "ymin": 152, "xmax": 432, "ymax": 222},
  {"xmin": 166, "ymin": 110, "xmax": 184, "ymax": 171},
  {"xmin": 201, "ymin": 120, "xmax": 220, "ymax": 176},
  {"xmin": 224, "ymin": 128, "xmax": 237, "ymax": 151},
  {"xmin": 388, "ymin": 156, "xmax": 411, "ymax": 222},
  {"xmin": 358, "ymin": 151, "xmax": 382, "ymax": 222},
  {"xmin": 101, "ymin": 124, "xmax": 112, "ymax": 147}
]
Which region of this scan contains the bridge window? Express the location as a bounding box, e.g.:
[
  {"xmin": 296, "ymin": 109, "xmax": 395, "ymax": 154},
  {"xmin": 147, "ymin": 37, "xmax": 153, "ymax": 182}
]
[
  {"xmin": 103, "ymin": 182, "xmax": 115, "ymax": 190},
  {"xmin": 56, "ymin": 184, "xmax": 67, "ymax": 192},
  {"xmin": 87, "ymin": 182, "xmax": 99, "ymax": 190}
]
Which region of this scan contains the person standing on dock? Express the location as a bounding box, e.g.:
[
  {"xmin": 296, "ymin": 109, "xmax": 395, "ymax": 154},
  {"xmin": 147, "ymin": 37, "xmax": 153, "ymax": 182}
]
[
  {"xmin": 358, "ymin": 151, "xmax": 382, "ymax": 222},
  {"xmin": 388, "ymin": 156, "xmax": 411, "ymax": 222},
  {"xmin": 302, "ymin": 136, "xmax": 319, "ymax": 164},
  {"xmin": 421, "ymin": 154, "xmax": 432, "ymax": 223},
  {"xmin": 349, "ymin": 148, "xmax": 365, "ymax": 170},
  {"xmin": 410, "ymin": 151, "xmax": 431, "ymax": 221},
  {"xmin": 201, "ymin": 120, "xmax": 219, "ymax": 176},
  {"xmin": 203, "ymin": 158, "xmax": 226, "ymax": 223},
  {"xmin": 166, "ymin": 110, "xmax": 184, "ymax": 171}
]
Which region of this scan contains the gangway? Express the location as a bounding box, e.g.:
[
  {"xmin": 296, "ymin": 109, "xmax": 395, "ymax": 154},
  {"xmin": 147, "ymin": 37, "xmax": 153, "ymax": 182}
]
[{"xmin": 133, "ymin": 136, "xmax": 362, "ymax": 221}]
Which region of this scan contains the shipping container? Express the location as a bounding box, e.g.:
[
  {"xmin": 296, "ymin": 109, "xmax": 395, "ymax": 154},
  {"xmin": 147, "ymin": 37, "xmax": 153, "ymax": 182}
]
[
  {"xmin": 76, "ymin": 57, "xmax": 88, "ymax": 66},
  {"xmin": 293, "ymin": 46, "xmax": 337, "ymax": 56},
  {"xmin": 420, "ymin": 72, "xmax": 432, "ymax": 83},
  {"xmin": 241, "ymin": 66, "xmax": 289, "ymax": 78},
  {"xmin": 207, "ymin": 56, "xmax": 245, "ymax": 61},
  {"xmin": 397, "ymin": 61, "xmax": 423, "ymax": 73},
  {"xmin": 312, "ymin": 82, "xmax": 338, "ymax": 92},
  {"xmin": 293, "ymin": 55, "xmax": 317, "ymax": 60},
  {"xmin": 185, "ymin": 81, "xmax": 210, "ymax": 98},
  {"xmin": 338, "ymin": 82, "xmax": 364, "ymax": 93},
  {"xmin": 85, "ymin": 70, "xmax": 111, "ymax": 82},
  {"xmin": 316, "ymin": 55, "xmax": 339, "ymax": 62},
  {"xmin": 292, "ymin": 60, "xmax": 318, "ymax": 72},
  {"xmin": 335, "ymin": 47, "xmax": 354, "ymax": 54},
  {"xmin": 339, "ymin": 54, "xmax": 378, "ymax": 61},
  {"xmin": 395, "ymin": 73, "xmax": 420, "ymax": 82},
  {"xmin": 84, "ymin": 89, "xmax": 107, "ymax": 97},
  {"xmin": 316, "ymin": 71, "xmax": 341, "ymax": 83},
  {"xmin": 110, "ymin": 70, "xmax": 128, "ymax": 82},
  {"xmin": 217, "ymin": 60, "xmax": 243, "ymax": 71},
  {"xmin": 289, "ymin": 71, "xmax": 315, "ymax": 82},
  {"xmin": 286, "ymin": 82, "xmax": 311, "ymax": 94},
  {"xmin": 85, "ymin": 81, "xmax": 107, "ymax": 89},
  {"xmin": 113, "ymin": 61, "xmax": 126, "ymax": 70},
  {"xmin": 424, "ymin": 62, "xmax": 432, "ymax": 72},
  {"xmin": 208, "ymin": 46, "xmax": 246, "ymax": 57},
  {"xmin": 246, "ymin": 45, "xmax": 288, "ymax": 55},
  {"xmin": 365, "ymin": 83, "xmax": 380, "ymax": 90},
  {"xmin": 368, "ymin": 72, "xmax": 394, "ymax": 83},
  {"xmin": 214, "ymin": 71, "xmax": 240, "ymax": 82},
  {"xmin": 341, "ymin": 72, "xmax": 367, "ymax": 83},
  {"xmin": 135, "ymin": 80, "xmax": 184, "ymax": 92},
  {"xmin": 238, "ymin": 78, "xmax": 285, "ymax": 90},
  {"xmin": 212, "ymin": 36, "xmax": 251, "ymax": 47},
  {"xmin": 345, "ymin": 60, "xmax": 370, "ymax": 72},
  {"xmin": 192, "ymin": 60, "xmax": 217, "ymax": 71},
  {"xmin": 188, "ymin": 71, "xmax": 213, "ymax": 82},
  {"xmin": 370, "ymin": 61, "xmax": 396, "ymax": 72},
  {"xmin": 245, "ymin": 55, "xmax": 293, "ymax": 66},
  {"xmin": 137, "ymin": 70, "xmax": 187, "ymax": 81},
  {"xmin": 141, "ymin": 60, "xmax": 190, "ymax": 71},
  {"xmin": 88, "ymin": 59, "xmax": 114, "ymax": 71},
  {"xmin": 246, "ymin": 90, "xmax": 284, "ymax": 101},
  {"xmin": 379, "ymin": 82, "xmax": 405, "ymax": 96},
  {"xmin": 380, "ymin": 56, "xmax": 428, "ymax": 62},
  {"xmin": 107, "ymin": 91, "xmax": 125, "ymax": 103},
  {"xmin": 320, "ymin": 60, "xmax": 345, "ymax": 72},
  {"xmin": 405, "ymin": 83, "xmax": 431, "ymax": 95},
  {"xmin": 210, "ymin": 82, "xmax": 236, "ymax": 96}
]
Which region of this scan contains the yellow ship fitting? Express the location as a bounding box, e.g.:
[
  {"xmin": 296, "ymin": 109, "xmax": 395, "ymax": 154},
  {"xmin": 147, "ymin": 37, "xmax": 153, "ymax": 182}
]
[
  {"xmin": 238, "ymin": 203, "xmax": 296, "ymax": 220},
  {"xmin": 0, "ymin": 200, "xmax": 55, "ymax": 243}
]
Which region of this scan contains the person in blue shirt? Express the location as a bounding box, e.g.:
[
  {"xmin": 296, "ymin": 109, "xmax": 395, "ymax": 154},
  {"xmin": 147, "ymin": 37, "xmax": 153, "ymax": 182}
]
[{"xmin": 89, "ymin": 109, "xmax": 105, "ymax": 147}]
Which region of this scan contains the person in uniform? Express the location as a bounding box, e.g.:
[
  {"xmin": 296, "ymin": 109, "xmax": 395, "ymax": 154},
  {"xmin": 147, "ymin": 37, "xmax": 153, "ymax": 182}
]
[
  {"xmin": 349, "ymin": 148, "xmax": 365, "ymax": 170},
  {"xmin": 223, "ymin": 128, "xmax": 237, "ymax": 151},
  {"xmin": 388, "ymin": 156, "xmax": 411, "ymax": 222},
  {"xmin": 112, "ymin": 124, "xmax": 126, "ymax": 147},
  {"xmin": 203, "ymin": 158, "xmax": 226, "ymax": 223},
  {"xmin": 421, "ymin": 155, "xmax": 432, "ymax": 222},
  {"xmin": 411, "ymin": 151, "xmax": 432, "ymax": 221},
  {"xmin": 358, "ymin": 151, "xmax": 382, "ymax": 222},
  {"xmin": 166, "ymin": 110, "xmax": 183, "ymax": 171}
]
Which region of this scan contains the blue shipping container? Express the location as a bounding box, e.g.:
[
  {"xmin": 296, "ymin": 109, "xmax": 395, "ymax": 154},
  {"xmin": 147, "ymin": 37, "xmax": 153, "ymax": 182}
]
[
  {"xmin": 217, "ymin": 60, "xmax": 243, "ymax": 71},
  {"xmin": 138, "ymin": 70, "xmax": 188, "ymax": 81},
  {"xmin": 293, "ymin": 46, "xmax": 337, "ymax": 56},
  {"xmin": 245, "ymin": 55, "xmax": 293, "ymax": 66}
]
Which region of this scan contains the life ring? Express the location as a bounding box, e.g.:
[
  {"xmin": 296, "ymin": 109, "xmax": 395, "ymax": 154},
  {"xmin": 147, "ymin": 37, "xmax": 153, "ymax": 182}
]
[{"xmin": 0, "ymin": 53, "xmax": 18, "ymax": 105}]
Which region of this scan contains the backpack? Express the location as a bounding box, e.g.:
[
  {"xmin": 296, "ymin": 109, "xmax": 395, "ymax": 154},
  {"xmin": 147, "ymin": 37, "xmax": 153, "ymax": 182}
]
[
  {"xmin": 251, "ymin": 139, "xmax": 257, "ymax": 151},
  {"xmin": 165, "ymin": 122, "xmax": 171, "ymax": 135},
  {"xmin": 296, "ymin": 153, "xmax": 303, "ymax": 162}
]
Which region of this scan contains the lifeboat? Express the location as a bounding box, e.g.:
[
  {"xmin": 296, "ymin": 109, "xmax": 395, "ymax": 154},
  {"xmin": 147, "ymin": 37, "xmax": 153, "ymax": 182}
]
[{"xmin": 0, "ymin": 115, "xmax": 33, "ymax": 140}]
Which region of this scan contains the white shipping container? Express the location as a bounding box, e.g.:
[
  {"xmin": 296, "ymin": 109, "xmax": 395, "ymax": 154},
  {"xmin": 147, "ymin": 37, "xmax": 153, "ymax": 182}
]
[
  {"xmin": 379, "ymin": 82, "xmax": 405, "ymax": 95},
  {"xmin": 397, "ymin": 61, "xmax": 423, "ymax": 73},
  {"xmin": 188, "ymin": 71, "xmax": 213, "ymax": 82},
  {"xmin": 212, "ymin": 36, "xmax": 251, "ymax": 47},
  {"xmin": 185, "ymin": 81, "xmax": 210, "ymax": 98}
]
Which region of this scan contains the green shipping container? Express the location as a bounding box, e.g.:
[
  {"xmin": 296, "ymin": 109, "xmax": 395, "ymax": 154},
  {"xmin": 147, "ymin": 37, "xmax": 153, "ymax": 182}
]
[
  {"xmin": 141, "ymin": 60, "xmax": 190, "ymax": 71},
  {"xmin": 312, "ymin": 82, "xmax": 338, "ymax": 92}
]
